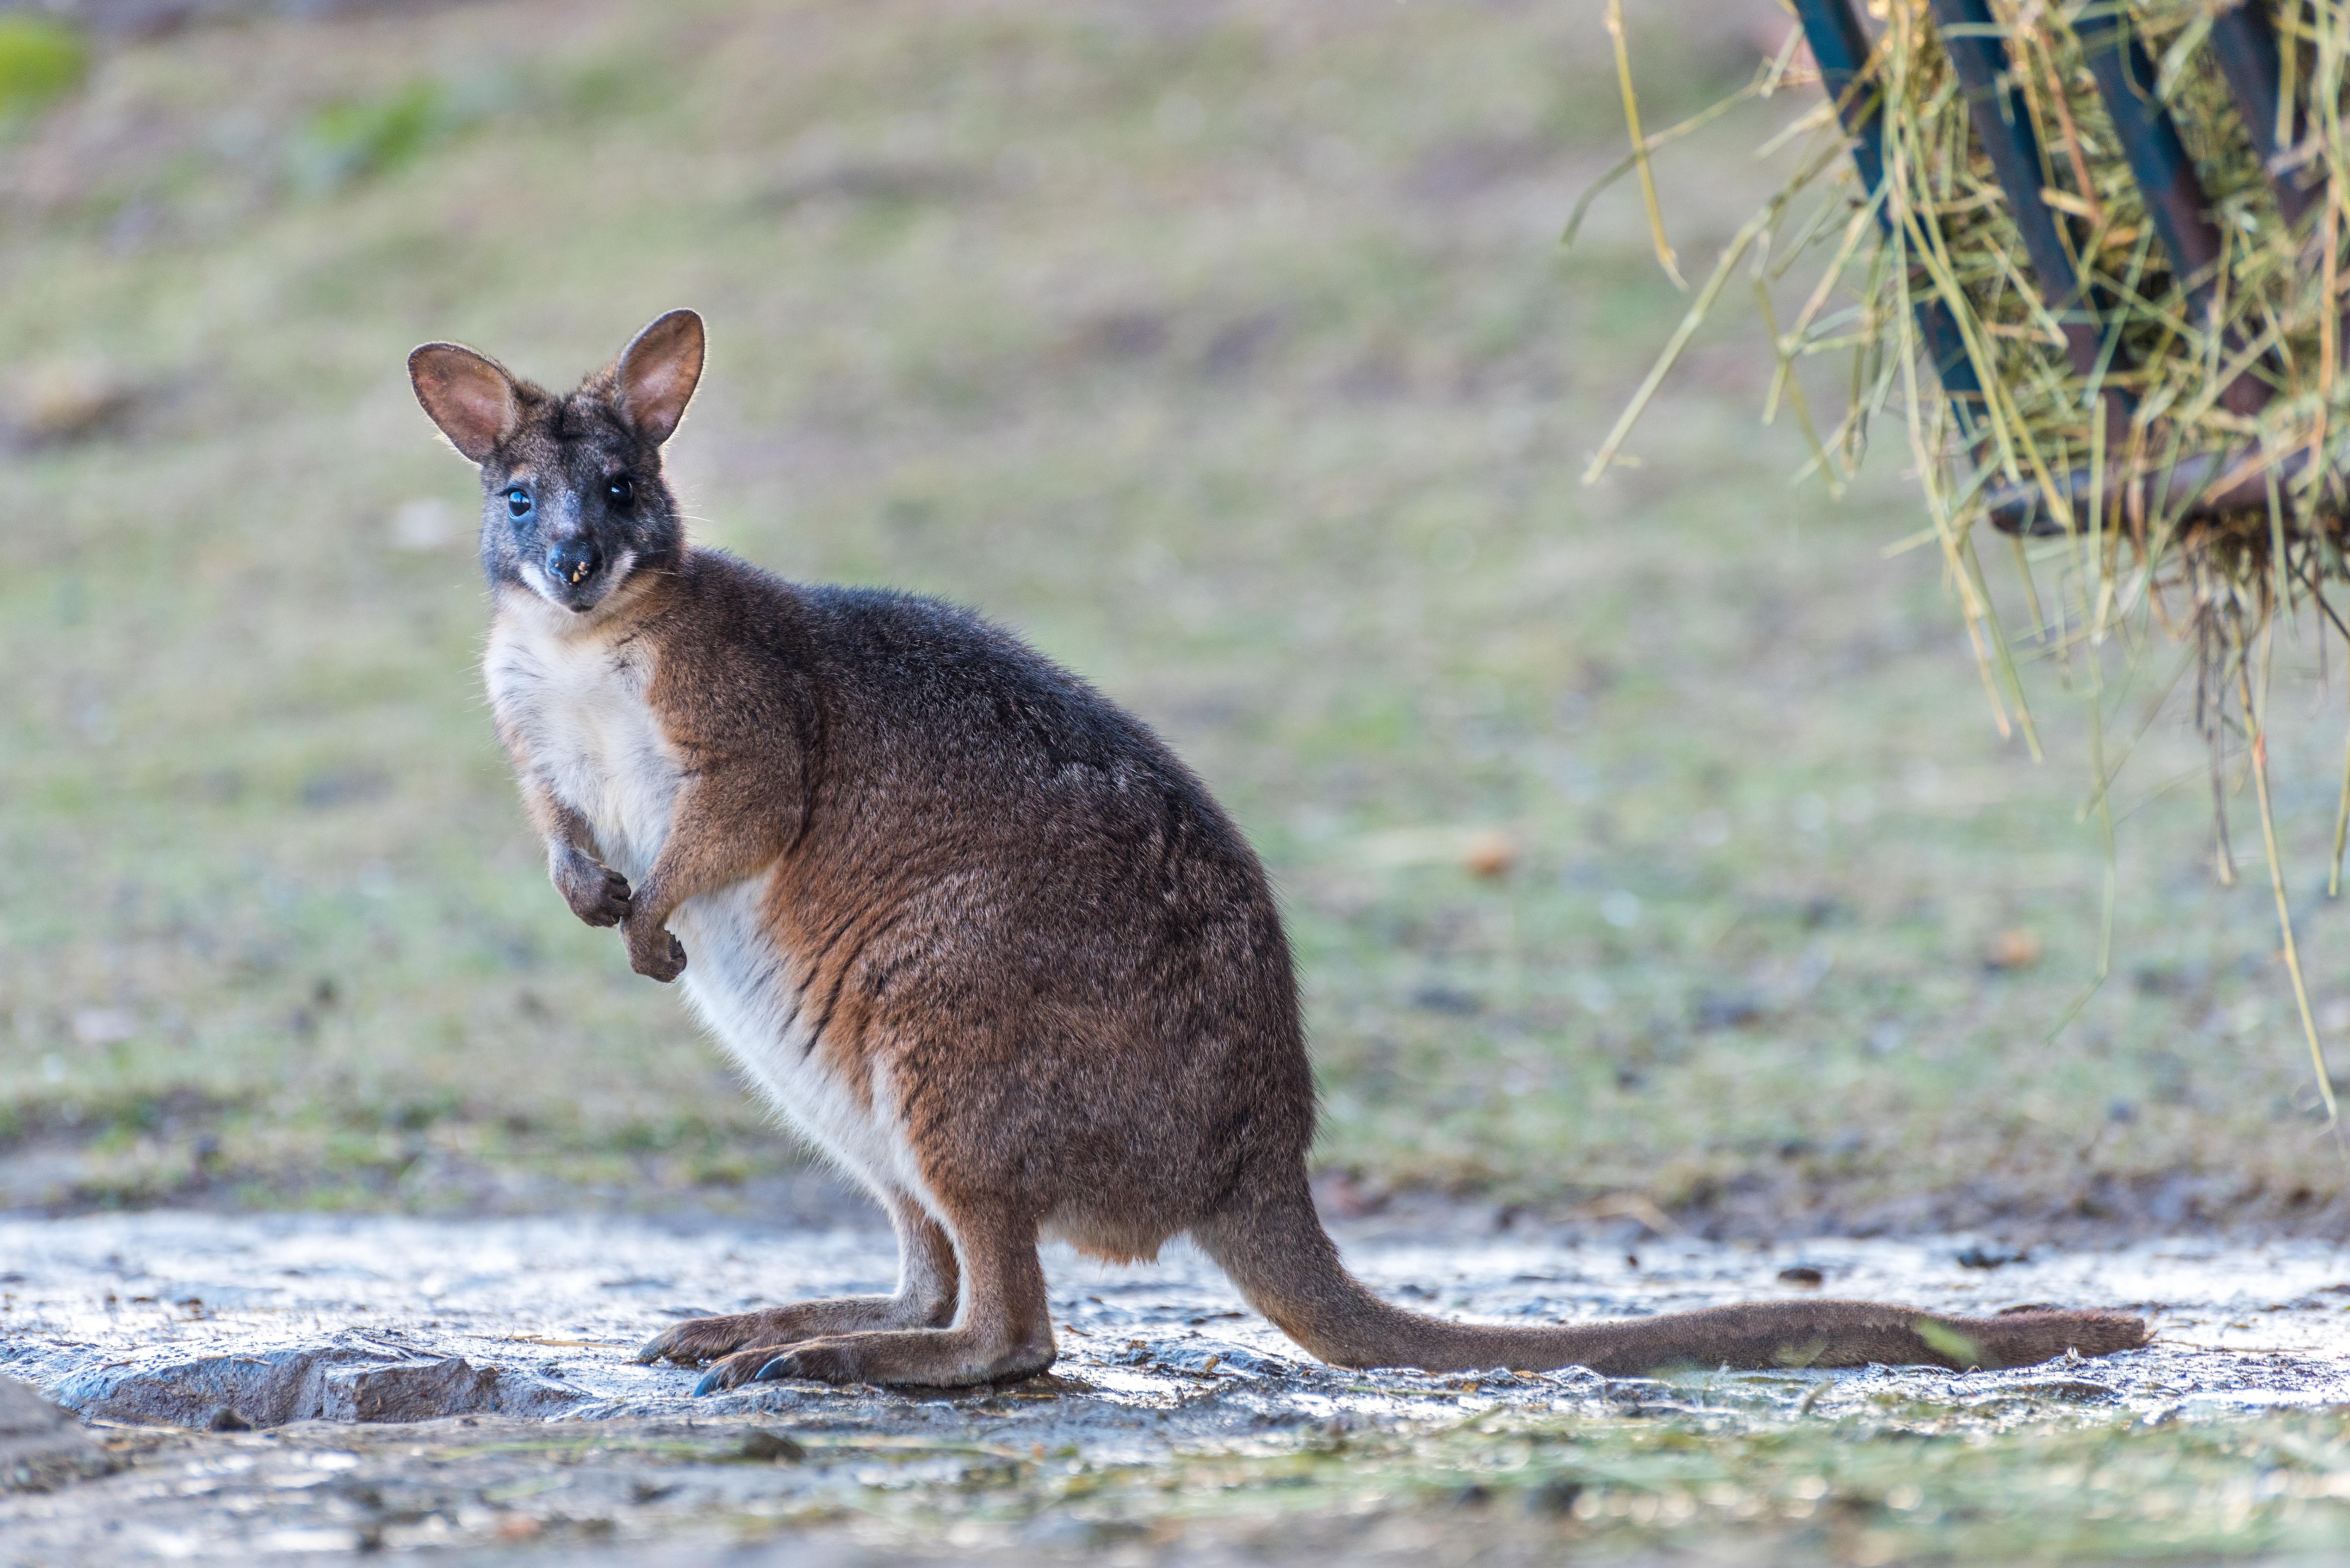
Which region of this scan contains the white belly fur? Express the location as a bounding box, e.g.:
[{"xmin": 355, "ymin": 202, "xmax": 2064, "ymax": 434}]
[
  {"xmin": 484, "ymin": 601, "xmax": 929, "ymax": 1209},
  {"xmin": 670, "ymin": 883, "xmax": 931, "ymax": 1203}
]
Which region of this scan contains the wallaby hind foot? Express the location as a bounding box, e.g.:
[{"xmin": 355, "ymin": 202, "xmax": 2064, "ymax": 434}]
[
  {"xmin": 692, "ymin": 1324, "xmax": 1058, "ymax": 1394},
  {"xmin": 638, "ymin": 1191, "xmax": 960, "ymax": 1369},
  {"xmin": 692, "ymin": 1205, "xmax": 1054, "ymax": 1392},
  {"xmin": 635, "ymin": 1295, "xmax": 955, "ymax": 1369}
]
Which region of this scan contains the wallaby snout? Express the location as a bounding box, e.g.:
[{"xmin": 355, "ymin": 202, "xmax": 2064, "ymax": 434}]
[{"xmin": 548, "ymin": 536, "xmax": 604, "ymax": 591}]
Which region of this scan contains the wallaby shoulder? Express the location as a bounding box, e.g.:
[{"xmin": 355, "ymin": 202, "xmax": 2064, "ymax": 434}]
[{"xmin": 617, "ymin": 550, "xmax": 826, "ymax": 776}]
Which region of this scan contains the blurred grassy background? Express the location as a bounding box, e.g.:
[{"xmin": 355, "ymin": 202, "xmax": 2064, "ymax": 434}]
[{"xmin": 6, "ymin": 0, "xmax": 2350, "ymax": 1234}]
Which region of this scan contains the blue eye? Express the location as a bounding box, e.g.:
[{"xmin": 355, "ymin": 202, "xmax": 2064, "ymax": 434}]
[{"xmin": 507, "ymin": 488, "xmax": 531, "ymax": 518}]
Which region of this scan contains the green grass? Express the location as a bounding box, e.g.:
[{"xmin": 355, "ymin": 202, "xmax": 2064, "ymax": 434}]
[{"xmin": 5, "ymin": 0, "xmax": 2350, "ymax": 1232}]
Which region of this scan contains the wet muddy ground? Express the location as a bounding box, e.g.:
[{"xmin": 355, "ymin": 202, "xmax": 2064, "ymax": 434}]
[{"xmin": 6, "ymin": 1201, "xmax": 2350, "ymax": 1564}]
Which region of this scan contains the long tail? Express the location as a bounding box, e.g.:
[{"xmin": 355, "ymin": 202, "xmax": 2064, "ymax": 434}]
[{"xmin": 1191, "ymin": 1176, "xmax": 2147, "ymax": 1376}]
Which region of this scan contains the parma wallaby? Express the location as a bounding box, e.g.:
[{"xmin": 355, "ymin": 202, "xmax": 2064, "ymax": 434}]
[{"xmin": 407, "ymin": 310, "xmax": 2147, "ymax": 1392}]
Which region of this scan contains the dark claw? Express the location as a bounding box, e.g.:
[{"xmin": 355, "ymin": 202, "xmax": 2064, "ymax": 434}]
[
  {"xmin": 691, "ymin": 1366, "xmax": 727, "ymax": 1397},
  {"xmin": 633, "ymin": 1332, "xmax": 672, "ymax": 1366},
  {"xmin": 752, "ymin": 1353, "xmax": 798, "ymax": 1383}
]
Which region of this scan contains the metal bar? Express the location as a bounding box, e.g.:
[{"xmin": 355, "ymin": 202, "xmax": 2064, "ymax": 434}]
[
  {"xmin": 2206, "ymin": 0, "xmax": 2345, "ymax": 378},
  {"xmin": 1931, "ymin": 0, "xmax": 2133, "ymax": 450},
  {"xmin": 1932, "ymin": 0, "xmax": 2098, "ymax": 372},
  {"xmin": 2208, "ymin": 0, "xmax": 2318, "ymax": 229},
  {"xmin": 1987, "ymin": 444, "xmax": 2311, "ymax": 535},
  {"xmin": 2074, "ymin": 1, "xmax": 2271, "ymax": 416},
  {"xmin": 1793, "ymin": 0, "xmax": 1984, "ymax": 423}
]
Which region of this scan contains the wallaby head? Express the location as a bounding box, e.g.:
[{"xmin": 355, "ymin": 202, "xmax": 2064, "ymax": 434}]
[{"xmin": 407, "ymin": 309, "xmax": 706, "ymax": 618}]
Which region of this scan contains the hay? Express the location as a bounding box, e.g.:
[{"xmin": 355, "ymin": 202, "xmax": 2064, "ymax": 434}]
[{"xmin": 1583, "ymin": 1, "xmax": 2350, "ymax": 1119}]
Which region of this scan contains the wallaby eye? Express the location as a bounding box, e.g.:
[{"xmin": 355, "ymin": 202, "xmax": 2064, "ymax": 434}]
[
  {"xmin": 607, "ymin": 475, "xmax": 634, "ymax": 507},
  {"xmin": 506, "ymin": 487, "xmax": 532, "ymax": 518}
]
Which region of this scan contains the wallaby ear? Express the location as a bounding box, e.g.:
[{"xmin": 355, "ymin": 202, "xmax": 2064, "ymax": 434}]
[
  {"xmin": 614, "ymin": 309, "xmax": 705, "ymax": 445},
  {"xmin": 409, "ymin": 343, "xmax": 520, "ymax": 463}
]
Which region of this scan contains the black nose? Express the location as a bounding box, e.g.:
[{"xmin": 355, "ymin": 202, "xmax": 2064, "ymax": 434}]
[{"xmin": 547, "ymin": 538, "xmax": 602, "ymax": 589}]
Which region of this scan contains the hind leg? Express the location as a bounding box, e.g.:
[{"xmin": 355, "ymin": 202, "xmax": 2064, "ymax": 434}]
[
  {"xmin": 694, "ymin": 1190, "xmax": 1054, "ymax": 1390},
  {"xmin": 636, "ymin": 1188, "xmax": 957, "ymax": 1367}
]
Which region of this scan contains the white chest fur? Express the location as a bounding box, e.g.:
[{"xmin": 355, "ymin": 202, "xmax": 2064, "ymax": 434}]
[{"xmin": 484, "ymin": 606, "xmax": 680, "ymax": 885}]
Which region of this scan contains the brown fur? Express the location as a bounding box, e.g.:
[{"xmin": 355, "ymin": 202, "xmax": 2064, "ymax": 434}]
[{"xmin": 407, "ymin": 312, "xmax": 2151, "ymax": 1392}]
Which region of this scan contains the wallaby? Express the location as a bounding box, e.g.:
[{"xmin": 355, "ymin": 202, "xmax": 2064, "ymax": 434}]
[{"xmin": 407, "ymin": 310, "xmax": 2148, "ymax": 1392}]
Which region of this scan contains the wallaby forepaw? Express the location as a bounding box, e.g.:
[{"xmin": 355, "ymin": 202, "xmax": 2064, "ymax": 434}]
[
  {"xmin": 625, "ymin": 920, "xmax": 688, "ymax": 982},
  {"xmin": 561, "ymin": 865, "xmax": 633, "ymax": 928}
]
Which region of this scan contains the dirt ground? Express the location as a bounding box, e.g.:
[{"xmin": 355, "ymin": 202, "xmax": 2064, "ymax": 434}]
[{"xmin": 8, "ymin": 1194, "xmax": 2350, "ymax": 1564}]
